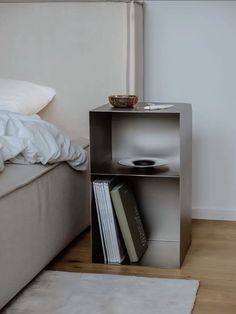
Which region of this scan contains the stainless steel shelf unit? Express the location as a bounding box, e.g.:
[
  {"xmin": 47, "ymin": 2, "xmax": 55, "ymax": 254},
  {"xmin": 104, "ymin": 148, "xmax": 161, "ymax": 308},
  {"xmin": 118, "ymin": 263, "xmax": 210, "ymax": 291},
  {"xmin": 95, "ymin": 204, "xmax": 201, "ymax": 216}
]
[{"xmin": 89, "ymin": 102, "xmax": 192, "ymax": 268}]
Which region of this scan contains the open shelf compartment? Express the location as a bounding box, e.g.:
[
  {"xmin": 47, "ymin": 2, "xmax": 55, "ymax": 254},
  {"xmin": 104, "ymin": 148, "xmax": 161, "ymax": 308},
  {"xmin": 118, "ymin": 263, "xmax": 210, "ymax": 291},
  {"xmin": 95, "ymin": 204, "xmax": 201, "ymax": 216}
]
[
  {"xmin": 91, "ymin": 175, "xmax": 182, "ymax": 267},
  {"xmin": 90, "ymin": 111, "xmax": 180, "ymax": 177}
]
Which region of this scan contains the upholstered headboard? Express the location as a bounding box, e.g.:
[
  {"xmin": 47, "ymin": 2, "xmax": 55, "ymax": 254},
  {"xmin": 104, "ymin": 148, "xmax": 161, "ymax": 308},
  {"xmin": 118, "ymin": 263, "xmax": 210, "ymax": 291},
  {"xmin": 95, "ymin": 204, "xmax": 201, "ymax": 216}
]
[{"xmin": 0, "ymin": 1, "xmax": 143, "ymax": 138}]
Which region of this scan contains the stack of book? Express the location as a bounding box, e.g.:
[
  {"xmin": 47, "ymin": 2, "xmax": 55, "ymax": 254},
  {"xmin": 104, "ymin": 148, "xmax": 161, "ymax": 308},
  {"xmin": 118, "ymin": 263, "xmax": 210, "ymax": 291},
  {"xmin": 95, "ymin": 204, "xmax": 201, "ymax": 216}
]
[{"xmin": 93, "ymin": 178, "xmax": 148, "ymax": 264}]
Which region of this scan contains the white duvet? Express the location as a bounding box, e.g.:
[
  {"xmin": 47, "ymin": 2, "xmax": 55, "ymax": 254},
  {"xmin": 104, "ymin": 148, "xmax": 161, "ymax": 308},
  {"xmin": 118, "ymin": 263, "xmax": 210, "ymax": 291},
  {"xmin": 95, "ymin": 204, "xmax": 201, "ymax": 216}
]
[{"xmin": 0, "ymin": 111, "xmax": 87, "ymax": 172}]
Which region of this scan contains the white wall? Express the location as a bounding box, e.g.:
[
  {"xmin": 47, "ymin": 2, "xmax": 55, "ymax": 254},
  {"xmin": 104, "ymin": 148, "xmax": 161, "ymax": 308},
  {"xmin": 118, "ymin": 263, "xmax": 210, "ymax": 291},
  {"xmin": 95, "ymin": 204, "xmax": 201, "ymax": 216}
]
[{"xmin": 144, "ymin": 1, "xmax": 236, "ymax": 220}]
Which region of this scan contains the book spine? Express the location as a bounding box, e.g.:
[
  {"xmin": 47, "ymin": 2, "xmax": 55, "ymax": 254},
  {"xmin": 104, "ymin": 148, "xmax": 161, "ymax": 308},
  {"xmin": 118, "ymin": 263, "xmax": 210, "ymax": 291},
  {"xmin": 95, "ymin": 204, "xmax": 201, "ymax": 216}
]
[
  {"xmin": 100, "ymin": 182, "xmax": 117, "ymax": 263},
  {"xmin": 92, "ymin": 182, "xmax": 107, "ymax": 263},
  {"xmin": 94, "ymin": 182, "xmax": 112, "ymax": 263},
  {"xmin": 111, "ymin": 190, "xmax": 139, "ymax": 262}
]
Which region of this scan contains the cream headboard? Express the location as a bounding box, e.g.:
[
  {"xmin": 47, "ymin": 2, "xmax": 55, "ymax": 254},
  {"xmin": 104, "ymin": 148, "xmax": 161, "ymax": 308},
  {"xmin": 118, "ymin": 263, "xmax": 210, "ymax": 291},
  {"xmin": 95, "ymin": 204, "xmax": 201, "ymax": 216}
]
[{"xmin": 0, "ymin": 1, "xmax": 143, "ymax": 139}]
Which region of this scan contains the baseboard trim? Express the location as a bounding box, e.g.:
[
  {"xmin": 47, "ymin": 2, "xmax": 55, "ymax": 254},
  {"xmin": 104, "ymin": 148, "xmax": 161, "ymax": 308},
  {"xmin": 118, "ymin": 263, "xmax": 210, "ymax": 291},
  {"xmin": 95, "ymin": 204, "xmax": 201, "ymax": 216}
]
[{"xmin": 192, "ymin": 208, "xmax": 236, "ymax": 221}]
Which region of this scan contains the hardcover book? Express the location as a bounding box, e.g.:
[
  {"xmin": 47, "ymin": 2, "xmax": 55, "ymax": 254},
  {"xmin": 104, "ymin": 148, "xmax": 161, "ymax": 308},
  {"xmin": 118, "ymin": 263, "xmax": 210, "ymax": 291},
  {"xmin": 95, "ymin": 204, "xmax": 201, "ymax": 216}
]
[{"xmin": 111, "ymin": 183, "xmax": 148, "ymax": 262}]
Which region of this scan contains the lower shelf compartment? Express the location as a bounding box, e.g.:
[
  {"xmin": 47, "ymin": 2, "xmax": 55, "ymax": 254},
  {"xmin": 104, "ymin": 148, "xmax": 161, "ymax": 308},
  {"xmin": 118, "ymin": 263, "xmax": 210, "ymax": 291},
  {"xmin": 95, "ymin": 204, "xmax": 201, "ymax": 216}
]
[{"xmin": 91, "ymin": 175, "xmax": 190, "ymax": 268}]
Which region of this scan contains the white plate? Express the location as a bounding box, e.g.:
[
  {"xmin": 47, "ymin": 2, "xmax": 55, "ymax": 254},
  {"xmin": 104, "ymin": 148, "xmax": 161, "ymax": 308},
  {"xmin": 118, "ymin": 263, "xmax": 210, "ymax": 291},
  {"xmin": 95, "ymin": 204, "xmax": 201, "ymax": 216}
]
[{"xmin": 118, "ymin": 157, "xmax": 168, "ymax": 168}]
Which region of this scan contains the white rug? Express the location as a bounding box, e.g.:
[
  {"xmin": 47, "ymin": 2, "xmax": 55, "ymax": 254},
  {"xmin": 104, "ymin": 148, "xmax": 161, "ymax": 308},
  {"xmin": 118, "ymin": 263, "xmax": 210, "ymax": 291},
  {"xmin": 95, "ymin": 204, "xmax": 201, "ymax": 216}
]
[{"xmin": 2, "ymin": 271, "xmax": 199, "ymax": 314}]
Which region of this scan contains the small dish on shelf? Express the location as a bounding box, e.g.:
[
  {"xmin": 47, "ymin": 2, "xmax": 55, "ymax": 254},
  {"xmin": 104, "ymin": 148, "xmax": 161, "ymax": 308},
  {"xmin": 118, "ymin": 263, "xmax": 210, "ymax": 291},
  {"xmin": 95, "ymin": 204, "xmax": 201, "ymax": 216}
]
[
  {"xmin": 108, "ymin": 95, "xmax": 138, "ymax": 108},
  {"xmin": 118, "ymin": 157, "xmax": 168, "ymax": 168}
]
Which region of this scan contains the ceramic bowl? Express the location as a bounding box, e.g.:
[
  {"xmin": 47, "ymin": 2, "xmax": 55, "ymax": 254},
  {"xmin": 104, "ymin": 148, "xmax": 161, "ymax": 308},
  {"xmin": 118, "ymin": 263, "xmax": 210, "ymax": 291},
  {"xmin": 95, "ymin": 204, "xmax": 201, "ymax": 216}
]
[{"xmin": 108, "ymin": 95, "xmax": 138, "ymax": 108}]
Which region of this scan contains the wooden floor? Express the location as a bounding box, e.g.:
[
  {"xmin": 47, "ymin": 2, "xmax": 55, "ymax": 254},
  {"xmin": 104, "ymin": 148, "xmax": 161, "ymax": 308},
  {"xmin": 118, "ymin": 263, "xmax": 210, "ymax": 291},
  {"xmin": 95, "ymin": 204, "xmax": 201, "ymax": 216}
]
[{"xmin": 47, "ymin": 220, "xmax": 236, "ymax": 314}]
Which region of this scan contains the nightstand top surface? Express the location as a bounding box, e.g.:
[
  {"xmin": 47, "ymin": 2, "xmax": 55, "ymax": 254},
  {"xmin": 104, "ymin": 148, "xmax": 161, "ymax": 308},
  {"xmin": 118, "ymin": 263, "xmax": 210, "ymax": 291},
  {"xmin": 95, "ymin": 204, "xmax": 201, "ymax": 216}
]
[{"xmin": 90, "ymin": 102, "xmax": 191, "ymax": 114}]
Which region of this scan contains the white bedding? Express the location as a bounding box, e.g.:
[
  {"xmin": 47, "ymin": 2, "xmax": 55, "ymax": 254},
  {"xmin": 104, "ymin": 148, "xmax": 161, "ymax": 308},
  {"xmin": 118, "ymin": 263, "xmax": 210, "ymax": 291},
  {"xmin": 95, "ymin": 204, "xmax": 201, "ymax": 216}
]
[{"xmin": 0, "ymin": 111, "xmax": 87, "ymax": 172}]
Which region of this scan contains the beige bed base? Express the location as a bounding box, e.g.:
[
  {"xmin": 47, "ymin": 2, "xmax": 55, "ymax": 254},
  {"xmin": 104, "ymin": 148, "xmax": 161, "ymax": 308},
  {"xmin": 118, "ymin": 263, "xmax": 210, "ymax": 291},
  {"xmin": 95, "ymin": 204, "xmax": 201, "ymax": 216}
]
[{"xmin": 0, "ymin": 154, "xmax": 90, "ymax": 309}]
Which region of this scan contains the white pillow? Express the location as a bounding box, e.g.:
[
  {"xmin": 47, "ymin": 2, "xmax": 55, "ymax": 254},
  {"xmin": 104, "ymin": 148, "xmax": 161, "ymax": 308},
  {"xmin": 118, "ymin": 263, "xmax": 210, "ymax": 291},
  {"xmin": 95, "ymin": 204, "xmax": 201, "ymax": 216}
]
[{"xmin": 0, "ymin": 78, "xmax": 56, "ymax": 115}]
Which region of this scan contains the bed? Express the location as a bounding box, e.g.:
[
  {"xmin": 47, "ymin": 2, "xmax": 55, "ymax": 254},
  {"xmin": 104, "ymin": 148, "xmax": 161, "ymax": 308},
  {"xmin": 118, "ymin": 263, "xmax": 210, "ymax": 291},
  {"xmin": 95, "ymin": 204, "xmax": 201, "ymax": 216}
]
[
  {"xmin": 0, "ymin": 106, "xmax": 90, "ymax": 309},
  {"xmin": 0, "ymin": 0, "xmax": 143, "ymax": 309},
  {"xmin": 0, "ymin": 139, "xmax": 90, "ymax": 309}
]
